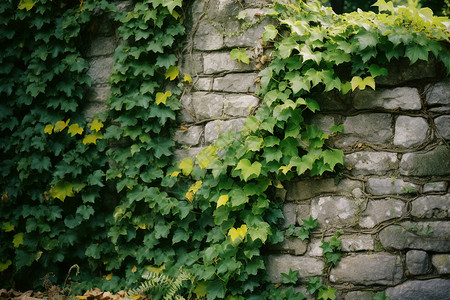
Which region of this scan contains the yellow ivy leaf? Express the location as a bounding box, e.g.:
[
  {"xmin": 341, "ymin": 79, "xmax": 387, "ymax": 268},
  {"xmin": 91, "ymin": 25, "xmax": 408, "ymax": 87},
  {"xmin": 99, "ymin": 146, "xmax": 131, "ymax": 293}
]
[
  {"xmin": 130, "ymin": 295, "xmax": 140, "ymax": 300},
  {"xmin": 54, "ymin": 119, "xmax": 70, "ymax": 132},
  {"xmin": 217, "ymin": 195, "xmax": 229, "ymax": 208},
  {"xmin": 183, "ymin": 73, "xmax": 193, "ymax": 83},
  {"xmin": 88, "ymin": 119, "xmax": 104, "ymax": 132},
  {"xmin": 13, "ymin": 233, "xmax": 24, "ymax": 248},
  {"xmin": 179, "ymin": 158, "xmax": 193, "ymax": 176},
  {"xmin": 49, "ymin": 181, "xmax": 74, "ymax": 202},
  {"xmin": 2, "ymin": 222, "xmax": 15, "ymax": 232},
  {"xmin": 106, "ymin": 273, "xmax": 113, "ymax": 280},
  {"xmin": 145, "ymin": 265, "xmax": 165, "ymax": 273},
  {"xmin": 165, "ymin": 65, "xmax": 179, "ymax": 81},
  {"xmin": 279, "ymin": 165, "xmax": 292, "ymax": 175},
  {"xmin": 114, "ymin": 207, "xmax": 125, "ymax": 222},
  {"xmin": 185, "ymin": 180, "xmax": 202, "ymax": 202},
  {"xmin": 18, "ymin": 0, "xmax": 35, "ymax": 11},
  {"xmin": 363, "ymin": 76, "xmax": 376, "ymax": 90},
  {"xmin": 76, "ymin": 296, "xmax": 87, "ymax": 300},
  {"xmin": 0, "ymin": 260, "xmax": 12, "ymax": 272},
  {"xmin": 155, "ymin": 91, "xmax": 172, "ymax": 105},
  {"xmin": 171, "ymin": 10, "xmax": 181, "ymax": 20},
  {"xmin": 228, "ymin": 224, "xmax": 248, "ymax": 242},
  {"xmin": 82, "ymin": 132, "xmax": 103, "ymax": 145},
  {"xmin": 132, "ymin": 266, "xmax": 137, "ymax": 273},
  {"xmin": 350, "ymin": 76, "xmax": 363, "ymax": 91},
  {"xmin": 68, "ymin": 123, "xmax": 84, "ymax": 137},
  {"xmin": 274, "ymin": 181, "xmax": 284, "ymax": 189},
  {"xmin": 44, "ymin": 124, "xmax": 54, "ymax": 134},
  {"xmin": 170, "ymin": 171, "xmax": 180, "ymax": 177}
]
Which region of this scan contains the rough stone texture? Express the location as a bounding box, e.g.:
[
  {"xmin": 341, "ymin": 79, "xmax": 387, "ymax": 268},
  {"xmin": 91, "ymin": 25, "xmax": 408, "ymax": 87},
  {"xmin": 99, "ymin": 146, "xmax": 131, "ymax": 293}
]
[
  {"xmin": 87, "ymin": 37, "xmax": 116, "ymax": 57},
  {"xmin": 311, "ymin": 196, "xmax": 358, "ymax": 228},
  {"xmin": 423, "ymin": 181, "xmax": 448, "ymax": 193},
  {"xmin": 193, "ymin": 20, "xmax": 224, "ymax": 51},
  {"xmin": 194, "ymin": 77, "xmax": 213, "ymax": 91},
  {"xmin": 341, "ymin": 113, "xmax": 393, "ymax": 145},
  {"xmin": 330, "ymin": 254, "xmax": 403, "ymax": 285},
  {"xmin": 87, "ymin": 56, "xmax": 114, "ymax": 84},
  {"xmin": 86, "ymin": 86, "xmax": 111, "ymax": 102},
  {"xmin": 435, "ymin": 115, "xmax": 450, "ymax": 140},
  {"xmin": 345, "ymin": 291, "xmax": 375, "ymax": 300},
  {"xmin": 376, "ymin": 58, "xmax": 437, "ymax": 86},
  {"xmin": 282, "ymin": 203, "xmax": 297, "ymax": 228},
  {"xmin": 366, "ymin": 178, "xmax": 419, "ymax": 195},
  {"xmin": 286, "ymin": 178, "xmax": 363, "ymax": 201},
  {"xmin": 426, "ymin": 79, "xmax": 450, "ymax": 107},
  {"xmin": 353, "ymin": 87, "xmax": 422, "ymax": 110},
  {"xmin": 344, "ymin": 152, "xmax": 398, "ymax": 176},
  {"xmin": 173, "ymin": 147, "xmax": 204, "ymax": 163},
  {"xmin": 191, "ymin": 92, "xmax": 224, "ymax": 120},
  {"xmin": 204, "ymin": 118, "xmax": 245, "ymax": 144},
  {"xmin": 179, "ymin": 93, "xmax": 195, "ymax": 123},
  {"xmin": 399, "ymin": 145, "xmax": 450, "ymax": 176},
  {"xmin": 307, "ymin": 239, "xmax": 324, "ymax": 257},
  {"xmin": 385, "ymin": 279, "xmax": 450, "ymax": 300},
  {"xmin": 224, "ymin": 18, "xmax": 273, "ymax": 48},
  {"xmin": 341, "ymin": 235, "xmax": 374, "ymax": 252},
  {"xmin": 223, "ymin": 95, "xmax": 259, "ymax": 117},
  {"xmin": 180, "ymin": 52, "xmax": 203, "ymax": 77},
  {"xmin": 359, "ymin": 199, "xmax": 406, "ymax": 228},
  {"xmin": 203, "ymin": 52, "xmax": 254, "ymax": 74},
  {"xmin": 379, "ymin": 221, "xmax": 450, "ymax": 252},
  {"xmin": 411, "ymin": 194, "xmax": 450, "ymax": 219},
  {"xmin": 212, "ymin": 73, "xmax": 258, "ymax": 93},
  {"xmin": 309, "ymin": 114, "xmax": 337, "ymax": 134},
  {"xmin": 406, "ymin": 250, "xmax": 429, "ymax": 275},
  {"xmin": 83, "ymin": 102, "xmax": 108, "ymax": 122},
  {"xmin": 296, "ymin": 204, "xmax": 312, "ymax": 226},
  {"xmin": 432, "ymin": 254, "xmax": 450, "ymax": 274},
  {"xmin": 394, "ymin": 116, "xmax": 429, "ymax": 147},
  {"xmin": 174, "ymin": 126, "xmax": 203, "ymax": 146},
  {"xmin": 272, "ymin": 237, "xmax": 308, "ymax": 256},
  {"xmin": 265, "ymin": 255, "xmax": 324, "ymax": 283}
]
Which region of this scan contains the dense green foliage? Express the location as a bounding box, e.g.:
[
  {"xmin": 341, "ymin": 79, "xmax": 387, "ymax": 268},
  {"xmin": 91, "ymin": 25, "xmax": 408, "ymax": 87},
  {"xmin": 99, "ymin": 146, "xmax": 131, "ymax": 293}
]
[{"xmin": 0, "ymin": 0, "xmax": 449, "ymax": 299}]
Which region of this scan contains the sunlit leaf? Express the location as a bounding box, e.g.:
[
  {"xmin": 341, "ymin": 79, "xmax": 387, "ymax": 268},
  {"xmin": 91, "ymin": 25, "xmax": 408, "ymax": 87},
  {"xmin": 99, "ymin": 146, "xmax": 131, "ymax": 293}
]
[
  {"xmin": 106, "ymin": 273, "xmax": 113, "ymax": 280},
  {"xmin": 54, "ymin": 119, "xmax": 70, "ymax": 132},
  {"xmin": 88, "ymin": 119, "xmax": 104, "ymax": 132},
  {"xmin": 217, "ymin": 195, "xmax": 229, "ymax": 208},
  {"xmin": 185, "ymin": 180, "xmax": 202, "ymax": 202},
  {"xmin": 2, "ymin": 222, "xmax": 15, "ymax": 232},
  {"xmin": 68, "ymin": 123, "xmax": 84, "ymax": 136},
  {"xmin": 165, "ymin": 65, "xmax": 179, "ymax": 80},
  {"xmin": 183, "ymin": 73, "xmax": 193, "ymax": 83},
  {"xmin": 230, "ymin": 49, "xmax": 250, "ymax": 64},
  {"xmin": 179, "ymin": 158, "xmax": 193, "ymax": 176},
  {"xmin": 44, "ymin": 124, "xmax": 54, "ymax": 134},
  {"xmin": 18, "ymin": 0, "xmax": 35, "ymax": 11},
  {"xmin": 228, "ymin": 224, "xmax": 248, "ymax": 243},
  {"xmin": 13, "ymin": 233, "xmax": 24, "ymax": 248},
  {"xmin": 49, "ymin": 181, "xmax": 74, "ymax": 202},
  {"xmin": 156, "ymin": 91, "xmax": 172, "ymax": 105},
  {"xmin": 82, "ymin": 132, "xmax": 103, "ymax": 145}
]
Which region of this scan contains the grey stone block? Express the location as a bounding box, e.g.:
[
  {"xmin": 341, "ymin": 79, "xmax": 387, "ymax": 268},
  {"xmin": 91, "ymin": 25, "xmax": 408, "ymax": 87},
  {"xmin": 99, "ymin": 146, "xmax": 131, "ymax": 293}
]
[
  {"xmin": 83, "ymin": 102, "xmax": 108, "ymax": 123},
  {"xmin": 386, "ymin": 279, "xmax": 450, "ymax": 300},
  {"xmin": 271, "ymin": 237, "xmax": 308, "ymax": 256},
  {"xmin": 212, "ymin": 73, "xmax": 258, "ymax": 93},
  {"xmin": 174, "ymin": 126, "xmax": 203, "ymax": 146},
  {"xmin": 194, "ymin": 77, "xmax": 213, "ymax": 91},
  {"xmin": 353, "ymin": 87, "xmax": 422, "ymax": 110},
  {"xmin": 307, "ymin": 238, "xmax": 324, "ymax": 257},
  {"xmin": 282, "ymin": 203, "xmax": 297, "ymax": 228},
  {"xmin": 194, "ymin": 20, "xmax": 224, "ymax": 51},
  {"xmin": 296, "ymin": 204, "xmax": 312, "ymax": 226},
  {"xmin": 173, "ymin": 147, "xmax": 204, "ymax": 163},
  {"xmin": 406, "ymin": 250, "xmax": 429, "ymax": 275},
  {"xmin": 394, "ymin": 116, "xmax": 429, "ymax": 147},
  {"xmin": 87, "ymin": 37, "xmax": 116, "ymax": 57},
  {"xmin": 179, "ymin": 93, "xmax": 195, "ymax": 123},
  {"xmin": 435, "ymin": 115, "xmax": 450, "ymax": 140},
  {"xmin": 204, "ymin": 118, "xmax": 245, "ymax": 144},
  {"xmin": 224, "ymin": 19, "xmax": 272, "ymax": 48},
  {"xmin": 309, "ymin": 114, "xmax": 337, "ymax": 134},
  {"xmin": 366, "ymin": 178, "xmax": 419, "ymax": 195},
  {"xmin": 379, "ymin": 221, "xmax": 450, "ymax": 252},
  {"xmin": 345, "ymin": 291, "xmax": 375, "ymax": 300},
  {"xmin": 265, "ymin": 254, "xmax": 324, "ymax": 283},
  {"xmin": 432, "ymin": 254, "xmax": 450, "ymax": 274},
  {"xmin": 359, "ymin": 199, "xmax": 406, "ymax": 228},
  {"xmin": 224, "ymin": 95, "xmax": 259, "ymax": 117},
  {"xmin": 423, "ymin": 181, "xmax": 448, "ymax": 193},
  {"xmin": 87, "ymin": 56, "xmax": 114, "ymax": 84},
  {"xmin": 191, "ymin": 92, "xmax": 225, "ymax": 120},
  {"xmin": 375, "ymin": 58, "xmax": 437, "ymax": 86},
  {"xmin": 286, "ymin": 178, "xmax": 362, "ymax": 201},
  {"xmin": 86, "ymin": 86, "xmax": 111, "ymax": 102},
  {"xmin": 341, "ymin": 113, "xmax": 393, "ymax": 145},
  {"xmin": 329, "ymin": 253, "xmax": 403, "ymax": 285},
  {"xmin": 426, "ymin": 79, "xmax": 450, "ymax": 106},
  {"xmin": 399, "ymin": 145, "xmax": 450, "ymax": 176},
  {"xmin": 411, "ymin": 194, "xmax": 450, "ymax": 219},
  {"xmin": 341, "ymin": 235, "xmax": 374, "ymax": 252},
  {"xmin": 180, "ymin": 52, "xmax": 203, "ymax": 77},
  {"xmin": 344, "ymin": 152, "xmax": 398, "ymax": 176},
  {"xmin": 203, "ymin": 52, "xmax": 254, "ymax": 74},
  {"xmin": 311, "ymin": 196, "xmax": 358, "ymax": 228}
]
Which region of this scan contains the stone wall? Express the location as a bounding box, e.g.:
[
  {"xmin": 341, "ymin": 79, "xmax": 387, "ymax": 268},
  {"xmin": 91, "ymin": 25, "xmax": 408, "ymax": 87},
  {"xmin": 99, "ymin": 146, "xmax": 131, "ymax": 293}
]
[{"xmin": 84, "ymin": 0, "xmax": 450, "ymax": 298}]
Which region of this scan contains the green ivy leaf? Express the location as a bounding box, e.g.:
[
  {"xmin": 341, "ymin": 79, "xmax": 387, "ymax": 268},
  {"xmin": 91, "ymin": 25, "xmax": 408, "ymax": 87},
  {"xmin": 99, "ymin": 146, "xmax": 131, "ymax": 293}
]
[
  {"xmin": 230, "ymin": 49, "xmax": 250, "ymax": 64},
  {"xmin": 321, "ymin": 149, "xmax": 343, "ymax": 170},
  {"xmin": 263, "ymin": 25, "xmax": 278, "ymax": 41},
  {"xmin": 235, "ymin": 159, "xmax": 262, "ymax": 181},
  {"xmin": 179, "ymin": 158, "xmax": 194, "ymax": 176},
  {"xmin": 405, "ymin": 44, "xmax": 429, "ymax": 64},
  {"xmin": 278, "ymin": 37, "xmax": 298, "ymax": 58},
  {"xmin": 318, "ymin": 286, "xmax": 337, "ymax": 300}
]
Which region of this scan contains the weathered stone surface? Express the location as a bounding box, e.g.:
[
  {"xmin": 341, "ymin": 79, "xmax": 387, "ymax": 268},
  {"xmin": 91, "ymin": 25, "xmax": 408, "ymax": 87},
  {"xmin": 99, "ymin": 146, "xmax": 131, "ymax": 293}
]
[
  {"xmin": 271, "ymin": 237, "xmax": 308, "ymax": 256},
  {"xmin": 353, "ymin": 87, "xmax": 422, "ymax": 110},
  {"xmin": 423, "ymin": 181, "xmax": 448, "ymax": 193},
  {"xmin": 174, "ymin": 126, "xmax": 203, "ymax": 146},
  {"xmin": 314, "ymin": 91, "xmax": 350, "ymax": 111},
  {"xmin": 180, "ymin": 52, "xmax": 203, "ymax": 76},
  {"xmin": 344, "ymin": 152, "xmax": 398, "ymax": 175},
  {"xmin": 435, "ymin": 115, "xmax": 450, "ymax": 140},
  {"xmin": 432, "ymin": 254, "xmax": 450, "ymax": 274},
  {"xmin": 311, "ymin": 196, "xmax": 358, "ymax": 227},
  {"xmin": 359, "ymin": 199, "xmax": 406, "ymax": 228},
  {"xmin": 83, "ymin": 102, "xmax": 108, "ymax": 122},
  {"xmin": 204, "ymin": 118, "xmax": 245, "ymax": 144},
  {"xmin": 224, "ymin": 18, "xmax": 272, "ymax": 48},
  {"xmin": 366, "ymin": 178, "xmax": 419, "ymax": 195},
  {"xmin": 87, "ymin": 86, "xmax": 111, "ymax": 102},
  {"xmin": 341, "ymin": 235, "xmax": 374, "ymax": 252},
  {"xmin": 394, "ymin": 116, "xmax": 429, "ymax": 147},
  {"xmin": 265, "ymin": 255, "xmax": 324, "ymax": 283},
  {"xmin": 399, "ymin": 145, "xmax": 450, "ymax": 176},
  {"xmin": 379, "ymin": 221, "xmax": 450, "ymax": 252},
  {"xmin": 426, "ymin": 79, "xmax": 450, "ymax": 106},
  {"xmin": 286, "ymin": 178, "xmax": 363, "ymax": 201},
  {"xmin": 282, "ymin": 203, "xmax": 297, "ymax": 228},
  {"xmin": 87, "ymin": 37, "xmax": 116, "ymax": 57},
  {"xmin": 341, "ymin": 113, "xmax": 393, "ymax": 144},
  {"xmin": 87, "ymin": 56, "xmax": 114, "ymax": 84},
  {"xmin": 194, "ymin": 77, "xmax": 213, "ymax": 91},
  {"xmin": 330, "ymin": 253, "xmax": 403, "ymax": 285},
  {"xmin": 411, "ymin": 194, "xmax": 450, "ymax": 219},
  {"xmin": 193, "ymin": 20, "xmax": 224, "ymax": 51},
  {"xmin": 309, "ymin": 114, "xmax": 337, "ymax": 134},
  {"xmin": 345, "ymin": 291, "xmax": 375, "ymax": 300},
  {"xmin": 406, "ymin": 250, "xmax": 429, "ymax": 275},
  {"xmin": 296, "ymin": 204, "xmax": 312, "ymax": 226},
  {"xmin": 386, "ymin": 279, "xmax": 450, "ymax": 300},
  {"xmin": 179, "ymin": 93, "xmax": 195, "ymax": 123},
  {"xmin": 173, "ymin": 147, "xmax": 203, "ymax": 163},
  {"xmin": 376, "ymin": 58, "xmax": 437, "ymax": 86},
  {"xmin": 224, "ymin": 95, "xmax": 259, "ymax": 117},
  {"xmin": 307, "ymin": 239, "xmax": 324, "ymax": 257},
  {"xmin": 203, "ymin": 52, "xmax": 254, "ymax": 74},
  {"xmin": 191, "ymin": 92, "xmax": 224, "ymax": 120},
  {"xmin": 212, "ymin": 73, "xmax": 258, "ymax": 93}
]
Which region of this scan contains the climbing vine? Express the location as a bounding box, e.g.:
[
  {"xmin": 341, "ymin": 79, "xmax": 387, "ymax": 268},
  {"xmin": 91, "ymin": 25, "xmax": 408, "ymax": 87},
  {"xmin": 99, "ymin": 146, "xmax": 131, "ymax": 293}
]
[{"xmin": 0, "ymin": 0, "xmax": 449, "ymax": 299}]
